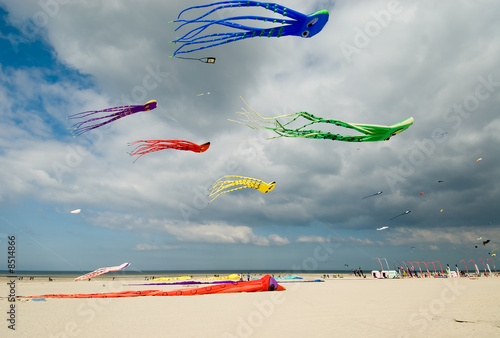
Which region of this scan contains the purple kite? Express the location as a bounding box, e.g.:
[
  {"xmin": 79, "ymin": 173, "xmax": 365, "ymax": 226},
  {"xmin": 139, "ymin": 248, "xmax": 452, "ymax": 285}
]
[{"xmin": 68, "ymin": 100, "xmax": 157, "ymax": 136}]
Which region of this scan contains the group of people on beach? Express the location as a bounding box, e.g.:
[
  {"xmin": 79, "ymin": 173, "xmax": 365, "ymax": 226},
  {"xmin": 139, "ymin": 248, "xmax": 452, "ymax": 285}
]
[
  {"xmin": 352, "ymin": 268, "xmax": 365, "ymax": 278},
  {"xmin": 15, "ymin": 276, "xmax": 53, "ymax": 281}
]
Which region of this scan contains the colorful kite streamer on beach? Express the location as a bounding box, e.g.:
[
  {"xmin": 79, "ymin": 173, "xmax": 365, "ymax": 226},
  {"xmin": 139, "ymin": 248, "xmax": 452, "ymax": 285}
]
[
  {"xmin": 232, "ymin": 100, "xmax": 414, "ymax": 142},
  {"xmin": 128, "ymin": 140, "xmax": 210, "ymax": 162},
  {"xmin": 170, "ymin": 1, "xmax": 329, "ymax": 56},
  {"xmin": 74, "ymin": 262, "xmax": 130, "ymax": 281},
  {"xmin": 22, "ymin": 275, "xmax": 284, "ymax": 298},
  {"xmin": 208, "ymin": 175, "xmax": 276, "ymax": 202},
  {"xmin": 151, "ymin": 274, "xmax": 239, "ymax": 282},
  {"xmin": 68, "ymin": 100, "xmax": 157, "ymax": 136},
  {"xmin": 127, "ymin": 280, "xmax": 238, "ymax": 286}
]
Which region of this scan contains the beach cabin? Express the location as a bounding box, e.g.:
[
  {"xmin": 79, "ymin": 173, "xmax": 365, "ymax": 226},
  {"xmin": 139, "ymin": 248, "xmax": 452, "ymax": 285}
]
[
  {"xmin": 381, "ymin": 270, "xmax": 398, "ymax": 278},
  {"xmin": 371, "ymin": 270, "xmax": 382, "ymax": 278}
]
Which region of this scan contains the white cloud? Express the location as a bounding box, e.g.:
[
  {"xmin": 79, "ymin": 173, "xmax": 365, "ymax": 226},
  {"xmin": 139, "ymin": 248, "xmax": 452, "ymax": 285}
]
[
  {"xmin": 133, "ymin": 243, "xmax": 177, "ymax": 251},
  {"xmin": 268, "ymin": 234, "xmax": 291, "ymax": 246},
  {"xmin": 386, "ymin": 227, "xmax": 500, "ymax": 247},
  {"xmin": 84, "ymin": 212, "xmax": 290, "ymax": 246},
  {"xmin": 296, "ymin": 235, "xmax": 330, "ymax": 243},
  {"xmin": 162, "ymin": 223, "xmax": 290, "ymax": 246}
]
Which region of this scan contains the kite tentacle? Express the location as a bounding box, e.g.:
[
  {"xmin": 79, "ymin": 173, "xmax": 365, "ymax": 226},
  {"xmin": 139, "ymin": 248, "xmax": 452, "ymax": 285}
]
[
  {"xmin": 172, "ymin": 25, "xmax": 293, "ymax": 56},
  {"xmin": 208, "ymin": 179, "xmax": 264, "ymax": 202},
  {"xmin": 173, "ymin": 16, "xmax": 295, "ymax": 39},
  {"xmin": 68, "ymin": 106, "xmax": 128, "ymax": 119},
  {"xmin": 208, "ymin": 175, "xmax": 274, "ymax": 202},
  {"xmin": 68, "ymin": 101, "xmax": 157, "ymax": 136},
  {"xmin": 177, "ymin": 1, "xmax": 302, "ymax": 22},
  {"xmin": 70, "ymin": 114, "xmax": 125, "ymax": 136},
  {"xmin": 173, "ymin": 33, "xmax": 249, "ymax": 56},
  {"xmin": 172, "ymin": 17, "xmax": 295, "ymax": 56},
  {"xmin": 70, "ymin": 109, "xmax": 129, "ymax": 127},
  {"xmin": 128, "ymin": 140, "xmax": 209, "ymax": 162}
]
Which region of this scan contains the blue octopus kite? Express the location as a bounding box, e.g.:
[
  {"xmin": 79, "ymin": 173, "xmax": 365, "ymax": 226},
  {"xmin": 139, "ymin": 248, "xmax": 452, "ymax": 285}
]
[{"xmin": 170, "ymin": 1, "xmax": 329, "ymax": 56}]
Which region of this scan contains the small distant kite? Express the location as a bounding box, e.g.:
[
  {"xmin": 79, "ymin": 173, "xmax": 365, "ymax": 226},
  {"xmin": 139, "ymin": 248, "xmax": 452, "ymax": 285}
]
[
  {"xmin": 477, "ymin": 237, "xmax": 483, "ymax": 241},
  {"xmin": 362, "ymin": 191, "xmax": 383, "ymax": 199},
  {"xmin": 390, "ymin": 210, "xmax": 411, "ymax": 220},
  {"xmin": 232, "ymin": 100, "xmax": 414, "ymax": 142},
  {"xmin": 477, "ymin": 158, "xmax": 483, "ymax": 162},
  {"xmin": 175, "ymin": 56, "xmax": 216, "ymax": 64},
  {"xmin": 419, "ymin": 192, "xmax": 424, "ymax": 195},
  {"xmin": 128, "ymin": 140, "xmax": 210, "ymax": 162},
  {"xmin": 410, "ymin": 246, "xmax": 416, "ymax": 249},
  {"xmin": 209, "ymin": 175, "xmax": 275, "ymax": 202},
  {"xmin": 197, "ymin": 92, "xmax": 211, "ymax": 96},
  {"xmin": 376, "ymin": 226, "xmax": 389, "ymax": 231},
  {"xmin": 68, "ymin": 100, "xmax": 157, "ymax": 136},
  {"xmin": 75, "ymin": 262, "xmax": 130, "ymax": 281},
  {"xmin": 70, "ymin": 209, "xmax": 81, "ymax": 214},
  {"xmin": 482, "ymin": 240, "xmax": 490, "ymax": 246},
  {"xmin": 170, "ymin": 1, "xmax": 329, "ymax": 56},
  {"xmin": 438, "ymin": 180, "xmax": 444, "ymax": 183},
  {"xmin": 440, "ymin": 209, "xmax": 444, "ymax": 213}
]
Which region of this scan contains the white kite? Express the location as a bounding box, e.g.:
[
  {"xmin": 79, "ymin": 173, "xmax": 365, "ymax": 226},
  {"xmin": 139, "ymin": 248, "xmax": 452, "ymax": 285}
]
[
  {"xmin": 75, "ymin": 262, "xmax": 130, "ymax": 281},
  {"xmin": 70, "ymin": 209, "xmax": 81, "ymax": 214},
  {"xmin": 376, "ymin": 226, "xmax": 389, "ymax": 231}
]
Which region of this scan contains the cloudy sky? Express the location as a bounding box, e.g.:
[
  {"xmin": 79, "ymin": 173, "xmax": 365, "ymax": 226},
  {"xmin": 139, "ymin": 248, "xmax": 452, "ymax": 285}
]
[{"xmin": 0, "ymin": 0, "xmax": 498, "ymax": 273}]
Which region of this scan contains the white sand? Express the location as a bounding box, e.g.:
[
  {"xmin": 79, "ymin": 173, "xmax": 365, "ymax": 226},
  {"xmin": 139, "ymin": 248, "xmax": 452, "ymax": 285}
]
[{"xmin": 1, "ymin": 274, "xmax": 499, "ymax": 337}]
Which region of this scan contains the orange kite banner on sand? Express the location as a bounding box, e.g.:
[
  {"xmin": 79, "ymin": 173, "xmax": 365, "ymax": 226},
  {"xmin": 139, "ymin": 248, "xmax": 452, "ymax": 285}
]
[{"xmin": 20, "ymin": 275, "xmax": 285, "ymax": 299}]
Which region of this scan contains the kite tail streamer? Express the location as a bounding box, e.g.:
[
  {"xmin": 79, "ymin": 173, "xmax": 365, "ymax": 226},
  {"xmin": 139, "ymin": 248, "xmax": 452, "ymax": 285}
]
[
  {"xmin": 208, "ymin": 175, "xmax": 275, "ymax": 202},
  {"xmin": 176, "ymin": 1, "xmax": 303, "ymax": 21},
  {"xmin": 68, "ymin": 100, "xmax": 157, "ymax": 136},
  {"xmin": 128, "ymin": 140, "xmax": 210, "ymax": 162}
]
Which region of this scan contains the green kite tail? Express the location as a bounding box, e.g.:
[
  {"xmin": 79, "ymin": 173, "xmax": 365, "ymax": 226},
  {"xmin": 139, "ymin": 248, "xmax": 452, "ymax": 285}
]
[{"xmin": 231, "ymin": 98, "xmax": 414, "ymax": 142}]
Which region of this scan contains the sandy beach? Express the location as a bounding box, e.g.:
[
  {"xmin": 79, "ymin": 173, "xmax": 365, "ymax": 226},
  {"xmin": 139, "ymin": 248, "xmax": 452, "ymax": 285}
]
[{"xmin": 1, "ymin": 274, "xmax": 499, "ymax": 337}]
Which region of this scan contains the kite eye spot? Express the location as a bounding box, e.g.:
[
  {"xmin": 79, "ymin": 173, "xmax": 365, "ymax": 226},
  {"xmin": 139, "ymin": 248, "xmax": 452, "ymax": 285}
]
[
  {"xmin": 301, "ymin": 30, "xmax": 310, "ymax": 37},
  {"xmin": 307, "ymin": 17, "xmax": 319, "ymax": 27}
]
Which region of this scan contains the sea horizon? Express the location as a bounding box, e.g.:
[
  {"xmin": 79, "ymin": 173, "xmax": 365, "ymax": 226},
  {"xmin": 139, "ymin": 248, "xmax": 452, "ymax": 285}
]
[{"xmin": 0, "ymin": 269, "xmax": 355, "ymax": 277}]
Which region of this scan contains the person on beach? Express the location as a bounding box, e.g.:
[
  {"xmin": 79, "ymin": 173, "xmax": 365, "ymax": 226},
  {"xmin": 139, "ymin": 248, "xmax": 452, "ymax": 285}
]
[{"xmin": 410, "ymin": 266, "xmax": 417, "ymax": 277}]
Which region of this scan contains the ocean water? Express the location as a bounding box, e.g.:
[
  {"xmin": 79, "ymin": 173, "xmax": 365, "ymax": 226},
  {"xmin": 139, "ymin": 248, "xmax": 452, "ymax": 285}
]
[{"xmin": 0, "ymin": 269, "xmax": 352, "ymax": 279}]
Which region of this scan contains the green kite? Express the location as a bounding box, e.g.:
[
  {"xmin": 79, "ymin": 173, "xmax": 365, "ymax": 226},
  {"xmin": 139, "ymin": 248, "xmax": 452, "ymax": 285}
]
[{"xmin": 232, "ymin": 99, "xmax": 414, "ymax": 142}]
